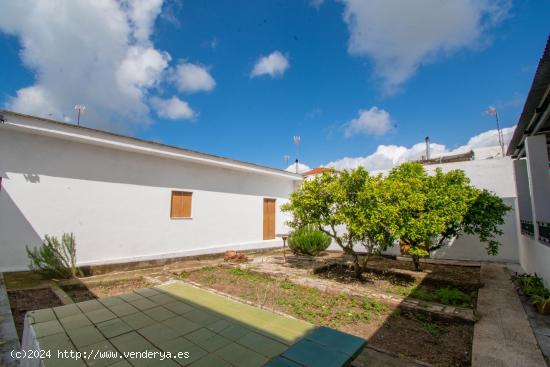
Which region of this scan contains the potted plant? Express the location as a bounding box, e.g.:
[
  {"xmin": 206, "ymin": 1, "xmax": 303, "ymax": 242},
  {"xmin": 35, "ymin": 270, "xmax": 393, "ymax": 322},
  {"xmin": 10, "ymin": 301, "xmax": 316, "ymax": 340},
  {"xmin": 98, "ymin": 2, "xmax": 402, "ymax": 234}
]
[{"xmin": 531, "ymin": 295, "xmax": 550, "ymax": 315}]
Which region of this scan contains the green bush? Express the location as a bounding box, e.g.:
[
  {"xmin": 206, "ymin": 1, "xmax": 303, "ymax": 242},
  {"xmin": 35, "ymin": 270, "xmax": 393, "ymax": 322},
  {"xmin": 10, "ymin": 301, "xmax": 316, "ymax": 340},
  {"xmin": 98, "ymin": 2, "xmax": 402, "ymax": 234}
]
[
  {"xmin": 26, "ymin": 233, "xmax": 81, "ymax": 279},
  {"xmin": 435, "ymin": 287, "xmax": 470, "ymax": 306},
  {"xmin": 288, "ymin": 225, "xmax": 331, "ymax": 256}
]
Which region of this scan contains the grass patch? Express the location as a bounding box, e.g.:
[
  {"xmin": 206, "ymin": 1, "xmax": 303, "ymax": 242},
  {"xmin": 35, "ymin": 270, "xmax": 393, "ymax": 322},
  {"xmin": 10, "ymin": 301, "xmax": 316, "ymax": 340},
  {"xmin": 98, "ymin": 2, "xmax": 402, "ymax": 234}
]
[{"xmin": 4, "ymin": 271, "xmax": 48, "ymax": 289}]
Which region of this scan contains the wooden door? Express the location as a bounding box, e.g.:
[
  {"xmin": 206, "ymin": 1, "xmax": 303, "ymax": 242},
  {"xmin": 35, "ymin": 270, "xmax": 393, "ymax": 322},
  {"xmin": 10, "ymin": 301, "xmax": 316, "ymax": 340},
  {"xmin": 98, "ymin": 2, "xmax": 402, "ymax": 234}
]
[{"xmin": 263, "ymin": 198, "xmax": 276, "ymax": 240}]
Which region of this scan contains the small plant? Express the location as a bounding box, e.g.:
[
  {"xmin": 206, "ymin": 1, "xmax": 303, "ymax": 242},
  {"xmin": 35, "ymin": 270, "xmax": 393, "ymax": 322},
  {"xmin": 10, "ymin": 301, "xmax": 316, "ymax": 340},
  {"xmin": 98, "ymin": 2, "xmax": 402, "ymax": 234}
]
[
  {"xmin": 362, "ymin": 297, "xmax": 386, "ymax": 313},
  {"xmin": 26, "ymin": 233, "xmax": 81, "ymax": 279},
  {"xmin": 288, "ymin": 225, "xmax": 331, "ymax": 256},
  {"xmin": 531, "ymin": 295, "xmax": 550, "ymax": 315},
  {"xmin": 410, "ymin": 288, "xmax": 437, "ymax": 302},
  {"xmin": 513, "ymin": 273, "xmax": 550, "ymax": 314},
  {"xmin": 178, "ymin": 271, "xmax": 190, "ymax": 279},
  {"xmin": 435, "ymin": 288, "xmax": 470, "ymax": 306}
]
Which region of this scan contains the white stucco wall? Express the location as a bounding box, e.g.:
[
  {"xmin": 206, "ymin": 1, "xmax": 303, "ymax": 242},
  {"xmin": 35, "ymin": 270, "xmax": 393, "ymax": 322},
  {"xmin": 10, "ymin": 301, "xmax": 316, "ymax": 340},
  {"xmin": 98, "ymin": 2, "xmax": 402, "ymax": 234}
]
[
  {"xmin": 0, "ymin": 124, "xmax": 298, "ymax": 271},
  {"xmin": 374, "ymin": 157, "xmax": 520, "ymax": 262}
]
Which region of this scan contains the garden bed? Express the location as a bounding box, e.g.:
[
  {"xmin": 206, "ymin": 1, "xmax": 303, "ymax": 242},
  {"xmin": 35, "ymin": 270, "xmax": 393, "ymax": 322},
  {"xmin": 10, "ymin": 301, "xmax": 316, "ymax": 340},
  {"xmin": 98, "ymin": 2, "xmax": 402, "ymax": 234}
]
[
  {"xmin": 60, "ymin": 276, "xmax": 154, "ymax": 301},
  {"xmin": 7, "ymin": 287, "xmax": 63, "ymax": 339},
  {"xmin": 180, "ymin": 265, "xmax": 473, "ymax": 367}
]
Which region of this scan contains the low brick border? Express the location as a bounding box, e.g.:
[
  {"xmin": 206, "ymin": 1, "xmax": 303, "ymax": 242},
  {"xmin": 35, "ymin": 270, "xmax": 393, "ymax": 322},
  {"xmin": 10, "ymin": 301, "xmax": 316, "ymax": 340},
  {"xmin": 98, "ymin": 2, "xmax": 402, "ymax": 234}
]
[{"xmin": 0, "ymin": 272, "xmax": 21, "ymax": 367}]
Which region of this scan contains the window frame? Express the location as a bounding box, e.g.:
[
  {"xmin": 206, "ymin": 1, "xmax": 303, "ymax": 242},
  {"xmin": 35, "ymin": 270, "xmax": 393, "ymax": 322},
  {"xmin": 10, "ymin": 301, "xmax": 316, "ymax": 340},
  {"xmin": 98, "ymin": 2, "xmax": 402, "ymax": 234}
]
[{"xmin": 170, "ymin": 190, "xmax": 193, "ymax": 219}]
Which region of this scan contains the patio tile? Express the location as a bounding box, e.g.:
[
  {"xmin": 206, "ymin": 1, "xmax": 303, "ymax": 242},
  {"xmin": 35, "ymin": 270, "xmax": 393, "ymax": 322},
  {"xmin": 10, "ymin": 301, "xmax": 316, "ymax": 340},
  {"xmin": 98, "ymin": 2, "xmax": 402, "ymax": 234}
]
[
  {"xmin": 162, "ymin": 316, "xmax": 201, "ymax": 335},
  {"xmin": 281, "ymin": 339, "xmax": 349, "ymax": 367},
  {"xmin": 163, "ymin": 301, "xmax": 194, "ymax": 315},
  {"xmin": 33, "ymin": 319, "xmax": 64, "ymax": 338},
  {"xmin": 135, "ymin": 288, "xmax": 161, "ymax": 297},
  {"xmin": 206, "ymin": 319, "xmax": 232, "ymax": 333},
  {"xmin": 77, "ymin": 339, "xmax": 119, "ymax": 367},
  {"xmin": 86, "ymin": 308, "xmax": 117, "ymax": 324},
  {"xmin": 199, "ymin": 334, "xmax": 232, "ymax": 352},
  {"xmin": 215, "ymin": 342, "xmax": 268, "ymax": 367},
  {"xmin": 190, "ymin": 354, "xmax": 232, "ymax": 367},
  {"xmin": 305, "ymin": 326, "xmax": 366, "ymax": 358},
  {"xmin": 110, "ymin": 332, "xmax": 160, "ymax": 367},
  {"xmin": 38, "ymin": 332, "xmax": 75, "ymax": 351},
  {"xmin": 108, "ymin": 302, "xmax": 140, "ymax": 317},
  {"xmin": 155, "ymin": 336, "xmax": 209, "ymax": 366},
  {"xmin": 28, "ymin": 308, "xmax": 56, "ymax": 324},
  {"xmin": 143, "ymin": 306, "xmax": 177, "ymax": 322},
  {"xmin": 138, "ymin": 323, "xmax": 180, "ymax": 345},
  {"xmin": 183, "ymin": 309, "xmax": 220, "ymax": 326},
  {"xmin": 132, "ymin": 298, "xmax": 158, "ymax": 311},
  {"xmin": 185, "ymin": 328, "xmax": 216, "ymax": 344},
  {"xmin": 108, "ymin": 361, "xmax": 132, "ymax": 367},
  {"xmin": 263, "ymin": 357, "xmax": 303, "ymax": 367},
  {"xmin": 218, "ymin": 324, "xmax": 249, "ymax": 341},
  {"xmin": 121, "ymin": 313, "xmax": 157, "ymax": 330},
  {"xmin": 59, "ymin": 313, "xmax": 93, "ymax": 329},
  {"xmin": 53, "ymin": 304, "xmax": 82, "ymax": 319},
  {"xmin": 97, "ymin": 318, "xmax": 133, "ymax": 338},
  {"xmin": 119, "ymin": 292, "xmax": 145, "ymax": 303},
  {"xmin": 67, "ymin": 325, "xmax": 106, "ymax": 348},
  {"xmin": 237, "ymin": 332, "xmax": 288, "ymax": 358},
  {"xmin": 77, "ymin": 299, "xmax": 105, "ymax": 313},
  {"xmin": 149, "ymin": 293, "xmax": 178, "ymax": 305},
  {"xmin": 99, "ymin": 296, "xmax": 126, "ymax": 307}
]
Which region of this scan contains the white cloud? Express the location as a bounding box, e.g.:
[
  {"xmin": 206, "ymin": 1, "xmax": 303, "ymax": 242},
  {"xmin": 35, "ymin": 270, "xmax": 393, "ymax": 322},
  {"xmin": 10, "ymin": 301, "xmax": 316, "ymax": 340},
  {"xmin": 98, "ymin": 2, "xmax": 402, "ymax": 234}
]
[
  {"xmin": 341, "ymin": 0, "xmax": 511, "ymax": 94},
  {"xmin": 344, "ymin": 107, "xmax": 393, "ymax": 137},
  {"xmin": 172, "ymin": 62, "xmax": 216, "ymax": 93},
  {"xmin": 285, "ymin": 162, "xmax": 311, "ymax": 174},
  {"xmin": 251, "ymin": 51, "xmax": 289, "ymax": 78},
  {"xmin": 326, "ymin": 126, "xmax": 515, "ymax": 172},
  {"xmin": 0, "ymin": 0, "xmax": 204, "ymax": 130},
  {"xmin": 150, "ymin": 96, "xmax": 196, "ymax": 120}
]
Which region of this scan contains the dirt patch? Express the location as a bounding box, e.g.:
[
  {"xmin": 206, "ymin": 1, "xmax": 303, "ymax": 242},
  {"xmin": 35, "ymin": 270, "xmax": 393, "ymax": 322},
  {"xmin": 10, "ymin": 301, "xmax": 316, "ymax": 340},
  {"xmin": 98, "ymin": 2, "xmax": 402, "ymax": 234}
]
[
  {"xmin": 182, "ymin": 266, "xmax": 473, "ymax": 366},
  {"xmin": 62, "ymin": 277, "xmax": 154, "ymax": 301},
  {"xmin": 7, "ymin": 288, "xmax": 63, "ymax": 339},
  {"xmin": 3, "ymin": 271, "xmax": 49, "ymax": 289}
]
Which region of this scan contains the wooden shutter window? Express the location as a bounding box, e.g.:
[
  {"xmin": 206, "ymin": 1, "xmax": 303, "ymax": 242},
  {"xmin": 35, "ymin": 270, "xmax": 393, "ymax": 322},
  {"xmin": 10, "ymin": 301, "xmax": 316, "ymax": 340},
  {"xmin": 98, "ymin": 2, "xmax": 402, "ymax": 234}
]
[{"xmin": 171, "ymin": 191, "xmax": 192, "ymax": 218}]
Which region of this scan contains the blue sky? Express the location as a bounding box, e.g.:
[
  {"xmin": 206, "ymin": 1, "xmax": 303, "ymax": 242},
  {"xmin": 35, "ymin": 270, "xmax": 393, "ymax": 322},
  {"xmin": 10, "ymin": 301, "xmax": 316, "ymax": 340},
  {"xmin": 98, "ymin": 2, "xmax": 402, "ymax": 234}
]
[{"xmin": 0, "ymin": 1, "xmax": 548, "ymax": 172}]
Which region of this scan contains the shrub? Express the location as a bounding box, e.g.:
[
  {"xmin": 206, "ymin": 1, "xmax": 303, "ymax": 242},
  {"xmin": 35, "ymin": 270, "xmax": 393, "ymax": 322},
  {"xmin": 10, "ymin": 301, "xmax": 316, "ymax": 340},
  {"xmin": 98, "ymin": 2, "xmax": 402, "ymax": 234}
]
[
  {"xmin": 512, "ymin": 273, "xmax": 550, "ymax": 314},
  {"xmin": 288, "ymin": 225, "xmax": 331, "ymax": 256},
  {"xmin": 26, "ymin": 233, "xmax": 81, "ymax": 279},
  {"xmin": 435, "ymin": 287, "xmax": 470, "ymax": 306}
]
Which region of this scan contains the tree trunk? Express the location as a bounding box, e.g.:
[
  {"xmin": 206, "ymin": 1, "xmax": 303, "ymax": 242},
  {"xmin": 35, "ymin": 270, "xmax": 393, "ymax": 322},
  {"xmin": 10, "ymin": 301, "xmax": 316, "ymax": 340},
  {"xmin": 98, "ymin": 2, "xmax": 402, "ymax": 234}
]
[
  {"xmin": 412, "ymin": 255, "xmax": 421, "ymax": 272},
  {"xmin": 352, "ymin": 254, "xmax": 363, "ymax": 279}
]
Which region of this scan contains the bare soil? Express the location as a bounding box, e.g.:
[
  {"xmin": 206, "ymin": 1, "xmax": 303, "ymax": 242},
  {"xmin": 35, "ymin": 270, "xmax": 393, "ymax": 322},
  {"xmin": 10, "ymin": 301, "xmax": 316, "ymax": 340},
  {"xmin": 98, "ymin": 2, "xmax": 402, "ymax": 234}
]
[
  {"xmin": 183, "ymin": 266, "xmax": 473, "ymax": 367},
  {"xmin": 62, "ymin": 277, "xmax": 154, "ymax": 301},
  {"xmin": 7, "ymin": 288, "xmax": 63, "ymax": 340}
]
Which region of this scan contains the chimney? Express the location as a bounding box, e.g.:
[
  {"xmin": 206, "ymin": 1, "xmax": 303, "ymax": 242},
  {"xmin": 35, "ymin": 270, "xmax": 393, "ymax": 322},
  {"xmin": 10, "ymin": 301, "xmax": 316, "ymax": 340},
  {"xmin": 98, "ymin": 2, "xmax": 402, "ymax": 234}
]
[{"xmin": 425, "ymin": 136, "xmax": 430, "ymax": 160}]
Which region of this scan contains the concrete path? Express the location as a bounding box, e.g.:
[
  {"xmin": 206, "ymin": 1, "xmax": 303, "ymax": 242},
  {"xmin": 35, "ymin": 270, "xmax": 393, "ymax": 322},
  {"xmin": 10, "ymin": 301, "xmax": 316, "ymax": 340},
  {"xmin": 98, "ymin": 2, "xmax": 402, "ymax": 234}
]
[
  {"xmin": 0, "ymin": 272, "xmax": 21, "ymax": 367},
  {"xmin": 472, "ymin": 263, "xmax": 546, "ymax": 367}
]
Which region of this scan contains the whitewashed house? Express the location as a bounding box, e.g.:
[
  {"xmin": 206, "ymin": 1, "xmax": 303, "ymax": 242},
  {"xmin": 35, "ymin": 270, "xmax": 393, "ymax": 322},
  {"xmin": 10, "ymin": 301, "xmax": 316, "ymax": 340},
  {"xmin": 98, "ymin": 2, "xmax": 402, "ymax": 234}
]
[{"xmin": 0, "ymin": 110, "xmax": 302, "ymax": 271}]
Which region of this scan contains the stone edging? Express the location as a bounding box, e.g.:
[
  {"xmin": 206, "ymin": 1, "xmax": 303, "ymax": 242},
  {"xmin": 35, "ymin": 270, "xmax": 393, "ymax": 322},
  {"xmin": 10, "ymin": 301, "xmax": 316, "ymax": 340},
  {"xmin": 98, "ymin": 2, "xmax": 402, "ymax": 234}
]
[{"xmin": 0, "ymin": 272, "xmax": 21, "ymax": 367}]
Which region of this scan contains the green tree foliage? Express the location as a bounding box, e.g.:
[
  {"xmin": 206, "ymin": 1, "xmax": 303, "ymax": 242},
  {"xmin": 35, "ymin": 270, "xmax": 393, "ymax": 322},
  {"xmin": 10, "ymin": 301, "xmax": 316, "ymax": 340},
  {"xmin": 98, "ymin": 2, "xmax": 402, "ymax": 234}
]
[
  {"xmin": 26, "ymin": 233, "xmax": 82, "ymax": 278},
  {"xmin": 386, "ymin": 162, "xmax": 510, "ymax": 270},
  {"xmin": 288, "ymin": 225, "xmax": 332, "ymax": 256},
  {"xmin": 283, "ymin": 162, "xmax": 511, "ymax": 274},
  {"xmin": 282, "ymin": 168, "xmax": 398, "ymax": 277}
]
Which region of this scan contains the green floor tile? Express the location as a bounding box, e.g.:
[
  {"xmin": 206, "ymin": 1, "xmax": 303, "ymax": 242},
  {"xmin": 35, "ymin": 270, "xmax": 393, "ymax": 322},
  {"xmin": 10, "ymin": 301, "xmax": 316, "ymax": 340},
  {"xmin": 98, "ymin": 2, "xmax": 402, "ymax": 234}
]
[
  {"xmin": 185, "ymin": 328, "xmax": 216, "ymax": 344},
  {"xmin": 138, "ymin": 323, "xmax": 180, "ymax": 345},
  {"xmin": 108, "ymin": 302, "xmax": 140, "ymax": 317},
  {"xmin": 163, "ymin": 301, "xmax": 194, "ymax": 315},
  {"xmin": 199, "ymin": 334, "xmax": 232, "ymax": 353},
  {"xmin": 119, "ymin": 292, "xmax": 145, "ymax": 303},
  {"xmin": 190, "ymin": 354, "xmax": 233, "ymax": 367},
  {"xmin": 281, "ymin": 339, "xmax": 350, "ymax": 367},
  {"xmin": 77, "ymin": 299, "xmax": 104, "ymax": 313},
  {"xmin": 305, "ymin": 326, "xmax": 366, "ymax": 358},
  {"xmin": 33, "ymin": 319, "xmax": 64, "ymax": 338},
  {"xmin": 110, "ymin": 332, "xmax": 160, "ymax": 367},
  {"xmin": 97, "ymin": 318, "xmax": 133, "ymax": 338},
  {"xmin": 132, "ymin": 298, "xmax": 157, "ymax": 311},
  {"xmin": 149, "ymin": 293, "xmax": 178, "ymax": 305},
  {"xmin": 38, "ymin": 332, "xmax": 75, "ymax": 351},
  {"xmin": 135, "ymin": 288, "xmax": 161, "ymax": 298},
  {"xmin": 121, "ymin": 313, "xmax": 157, "ymax": 330},
  {"xmin": 67, "ymin": 325, "xmax": 106, "ymax": 348},
  {"xmin": 263, "ymin": 357, "xmax": 303, "ymax": 367},
  {"xmin": 77, "ymin": 339, "xmax": 119, "ymax": 367},
  {"xmin": 86, "ymin": 308, "xmax": 117, "ymax": 324},
  {"xmin": 143, "ymin": 306, "xmax": 177, "ymax": 322},
  {"xmin": 215, "ymin": 342, "xmax": 268, "ymax": 367},
  {"xmin": 28, "ymin": 308, "xmax": 56, "ymax": 324},
  {"xmin": 206, "ymin": 319, "xmax": 232, "ymax": 333},
  {"xmin": 218, "ymin": 324, "xmax": 249, "ymax": 341},
  {"xmin": 183, "ymin": 309, "xmax": 220, "ymax": 326},
  {"xmin": 59, "ymin": 313, "xmax": 93, "ymax": 329},
  {"xmin": 108, "ymin": 361, "xmax": 132, "ymax": 367},
  {"xmin": 162, "ymin": 316, "xmax": 201, "ymax": 335},
  {"xmin": 236, "ymin": 332, "xmax": 288, "ymax": 358},
  {"xmin": 53, "ymin": 304, "xmax": 82, "ymax": 319},
  {"xmin": 99, "ymin": 296, "xmax": 126, "ymax": 307}
]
